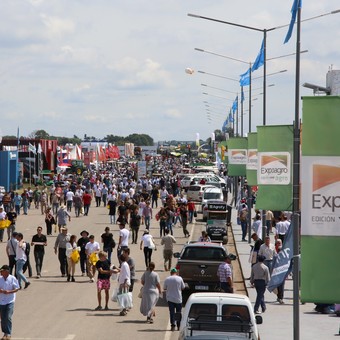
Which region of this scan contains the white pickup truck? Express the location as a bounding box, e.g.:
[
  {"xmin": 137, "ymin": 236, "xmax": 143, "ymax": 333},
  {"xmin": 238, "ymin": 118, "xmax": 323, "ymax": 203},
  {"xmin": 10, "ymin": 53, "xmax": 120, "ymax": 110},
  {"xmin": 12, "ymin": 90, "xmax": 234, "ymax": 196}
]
[{"xmin": 178, "ymin": 292, "xmax": 262, "ymax": 340}]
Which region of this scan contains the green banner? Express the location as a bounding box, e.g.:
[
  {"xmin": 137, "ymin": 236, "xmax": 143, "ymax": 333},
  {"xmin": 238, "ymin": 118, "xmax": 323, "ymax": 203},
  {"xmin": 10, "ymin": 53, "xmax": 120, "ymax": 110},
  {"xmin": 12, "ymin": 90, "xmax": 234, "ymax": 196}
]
[
  {"xmin": 227, "ymin": 138, "xmax": 247, "ymax": 176},
  {"xmin": 246, "ymin": 132, "xmax": 257, "ymax": 186},
  {"xmin": 301, "ymin": 96, "xmax": 340, "ymax": 303},
  {"xmin": 255, "ymin": 125, "xmax": 293, "ymax": 210}
]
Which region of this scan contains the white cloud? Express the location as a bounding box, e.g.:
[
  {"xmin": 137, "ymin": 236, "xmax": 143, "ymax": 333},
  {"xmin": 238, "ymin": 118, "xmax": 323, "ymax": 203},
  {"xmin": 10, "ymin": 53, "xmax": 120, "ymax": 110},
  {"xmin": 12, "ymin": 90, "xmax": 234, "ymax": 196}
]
[
  {"xmin": 164, "ymin": 109, "xmax": 182, "ymax": 119},
  {"xmin": 111, "ymin": 57, "xmax": 173, "ymax": 88},
  {"xmin": 52, "ymin": 45, "xmax": 98, "ymax": 65},
  {"xmin": 40, "ymin": 14, "xmax": 75, "ymax": 38}
]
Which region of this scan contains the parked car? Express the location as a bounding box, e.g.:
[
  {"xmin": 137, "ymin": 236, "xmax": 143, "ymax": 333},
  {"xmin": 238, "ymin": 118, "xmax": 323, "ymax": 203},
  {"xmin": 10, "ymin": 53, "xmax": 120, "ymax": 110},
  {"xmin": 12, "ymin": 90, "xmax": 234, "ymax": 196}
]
[
  {"xmin": 181, "ymin": 173, "xmax": 226, "ymax": 191},
  {"xmin": 187, "ymin": 184, "xmax": 216, "ymax": 202}
]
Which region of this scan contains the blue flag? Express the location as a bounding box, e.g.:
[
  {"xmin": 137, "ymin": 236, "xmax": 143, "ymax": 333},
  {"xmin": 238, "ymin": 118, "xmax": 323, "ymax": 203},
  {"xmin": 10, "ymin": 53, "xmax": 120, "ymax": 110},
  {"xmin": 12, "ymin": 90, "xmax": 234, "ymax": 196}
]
[
  {"xmin": 251, "ymin": 39, "xmax": 264, "ymax": 72},
  {"xmin": 284, "ymin": 0, "xmax": 302, "ymax": 44},
  {"xmin": 241, "ymin": 88, "xmax": 245, "ymax": 103},
  {"xmin": 222, "ymin": 119, "xmax": 227, "ymax": 132},
  {"xmin": 239, "ymin": 68, "xmax": 250, "ymax": 86},
  {"xmin": 267, "ymin": 223, "xmax": 294, "ymax": 292},
  {"xmin": 228, "ymin": 111, "xmax": 234, "ymax": 123},
  {"xmin": 232, "ymin": 96, "xmax": 238, "ymax": 113}
]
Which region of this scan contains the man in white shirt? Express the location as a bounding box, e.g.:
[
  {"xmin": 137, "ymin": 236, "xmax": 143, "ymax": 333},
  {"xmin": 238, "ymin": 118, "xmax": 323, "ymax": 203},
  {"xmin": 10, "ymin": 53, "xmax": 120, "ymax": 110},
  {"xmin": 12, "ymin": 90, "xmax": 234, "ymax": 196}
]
[
  {"xmin": 0, "ymin": 264, "xmax": 20, "ymax": 339},
  {"xmin": 15, "ymin": 233, "xmax": 30, "ymax": 289},
  {"xmin": 85, "ymin": 235, "xmax": 100, "ymax": 282},
  {"xmin": 65, "ymin": 189, "xmax": 74, "ymax": 212},
  {"xmin": 117, "ymin": 223, "xmax": 129, "ymax": 262},
  {"xmin": 258, "ymin": 236, "xmax": 275, "ymax": 272},
  {"xmin": 275, "ymin": 215, "xmax": 290, "ymax": 242},
  {"xmin": 252, "ymin": 214, "xmax": 263, "ymax": 240}
]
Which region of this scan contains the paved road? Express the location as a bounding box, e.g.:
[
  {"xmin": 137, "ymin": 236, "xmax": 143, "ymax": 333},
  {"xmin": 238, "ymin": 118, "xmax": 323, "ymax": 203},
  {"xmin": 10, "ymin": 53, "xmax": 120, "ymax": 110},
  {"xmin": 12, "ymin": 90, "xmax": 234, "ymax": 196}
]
[{"xmin": 2, "ymin": 200, "xmax": 205, "ymax": 340}]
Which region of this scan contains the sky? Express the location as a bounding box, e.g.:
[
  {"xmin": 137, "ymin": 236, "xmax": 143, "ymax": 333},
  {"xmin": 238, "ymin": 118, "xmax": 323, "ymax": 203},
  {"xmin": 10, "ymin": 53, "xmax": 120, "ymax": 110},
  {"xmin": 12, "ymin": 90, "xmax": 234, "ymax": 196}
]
[{"xmin": 1, "ymin": 0, "xmax": 339, "ymax": 143}]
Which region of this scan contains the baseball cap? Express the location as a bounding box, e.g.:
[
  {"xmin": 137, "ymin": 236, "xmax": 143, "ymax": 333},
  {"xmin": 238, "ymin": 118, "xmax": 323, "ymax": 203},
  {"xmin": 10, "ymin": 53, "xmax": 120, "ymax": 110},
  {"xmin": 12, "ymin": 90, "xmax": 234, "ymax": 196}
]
[{"xmin": 170, "ymin": 268, "xmax": 177, "ymax": 273}]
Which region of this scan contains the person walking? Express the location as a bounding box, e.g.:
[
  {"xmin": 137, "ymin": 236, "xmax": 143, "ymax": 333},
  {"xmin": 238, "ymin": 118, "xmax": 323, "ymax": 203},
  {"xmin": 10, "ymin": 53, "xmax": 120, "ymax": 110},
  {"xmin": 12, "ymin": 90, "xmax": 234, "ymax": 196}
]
[
  {"xmin": 140, "ymin": 230, "xmax": 156, "ymax": 269},
  {"xmin": 107, "ymin": 197, "xmax": 117, "ymax": 224},
  {"xmin": 95, "ymin": 251, "xmax": 118, "ymax": 311},
  {"xmin": 82, "ymin": 190, "xmax": 92, "ymax": 216},
  {"xmin": 258, "ymin": 236, "xmax": 275, "ymax": 273},
  {"xmin": 15, "ymin": 233, "xmax": 30, "ymax": 289},
  {"xmin": 101, "ymin": 227, "xmax": 115, "ymax": 264},
  {"xmin": 217, "ymin": 254, "xmax": 234, "ymax": 293},
  {"xmin": 56, "ymin": 205, "xmax": 71, "ymax": 234},
  {"xmin": 85, "ymin": 235, "xmax": 100, "ymax": 282},
  {"xmin": 142, "ymin": 201, "xmax": 152, "ymax": 230},
  {"xmin": 122, "ymin": 248, "xmax": 135, "ymax": 292},
  {"xmin": 117, "ymin": 222, "xmax": 129, "ymax": 261},
  {"xmin": 6, "ymin": 232, "xmax": 18, "ymax": 276},
  {"xmin": 118, "ymin": 254, "xmax": 131, "ymax": 316},
  {"xmin": 163, "ymin": 268, "xmax": 185, "ymax": 331},
  {"xmin": 179, "ymin": 204, "xmax": 190, "ymax": 238},
  {"xmin": 66, "ymin": 235, "xmax": 78, "ymax": 282},
  {"xmin": 161, "ymin": 229, "xmax": 176, "ymax": 271},
  {"xmin": 130, "ymin": 207, "xmax": 141, "ymax": 244},
  {"xmin": 0, "ymin": 264, "xmax": 20, "ymax": 340},
  {"xmin": 31, "ymin": 226, "xmax": 47, "ymax": 278},
  {"xmin": 77, "ymin": 230, "xmax": 89, "ymax": 276},
  {"xmin": 54, "ymin": 227, "xmax": 70, "ymax": 277},
  {"xmin": 44, "ymin": 207, "xmax": 55, "ymax": 236},
  {"xmin": 250, "ymin": 255, "xmax": 271, "ymax": 314},
  {"xmin": 140, "ymin": 262, "xmax": 161, "ymax": 323}
]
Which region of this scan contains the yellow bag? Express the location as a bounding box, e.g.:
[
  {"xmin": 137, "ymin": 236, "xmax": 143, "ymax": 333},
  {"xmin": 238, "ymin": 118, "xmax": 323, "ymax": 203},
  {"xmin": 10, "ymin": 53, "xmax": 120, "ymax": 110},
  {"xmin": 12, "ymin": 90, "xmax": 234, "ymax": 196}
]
[
  {"xmin": 71, "ymin": 250, "xmax": 80, "ymax": 263},
  {"xmin": 89, "ymin": 252, "xmax": 98, "ymax": 265},
  {"xmin": 0, "ymin": 220, "xmax": 11, "ymax": 230},
  {"xmin": 106, "ymin": 204, "xmax": 110, "ymax": 209}
]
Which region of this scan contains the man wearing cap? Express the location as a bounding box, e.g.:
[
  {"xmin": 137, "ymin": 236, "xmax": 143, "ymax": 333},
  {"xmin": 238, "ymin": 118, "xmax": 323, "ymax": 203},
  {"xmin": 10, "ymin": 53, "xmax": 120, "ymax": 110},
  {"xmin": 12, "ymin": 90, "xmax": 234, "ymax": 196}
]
[
  {"xmin": 56, "ymin": 205, "xmax": 71, "ymax": 234},
  {"xmin": 217, "ymin": 254, "xmax": 234, "ymax": 293},
  {"xmin": 163, "ymin": 268, "xmax": 185, "ymax": 331},
  {"xmin": 250, "ymin": 255, "xmax": 271, "ymax": 314},
  {"xmin": 77, "ymin": 230, "xmax": 89, "ymax": 276},
  {"xmin": 0, "ymin": 264, "xmax": 20, "ymax": 340}
]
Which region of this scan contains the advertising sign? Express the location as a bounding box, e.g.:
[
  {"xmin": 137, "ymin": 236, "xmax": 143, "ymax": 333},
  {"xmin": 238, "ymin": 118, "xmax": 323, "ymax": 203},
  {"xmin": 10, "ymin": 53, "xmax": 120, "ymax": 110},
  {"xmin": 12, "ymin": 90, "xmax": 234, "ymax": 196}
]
[
  {"xmin": 257, "ymin": 152, "xmax": 291, "ymax": 185},
  {"xmin": 227, "ymin": 138, "xmax": 247, "ymax": 176},
  {"xmin": 301, "ymin": 96, "xmax": 340, "ymax": 303}
]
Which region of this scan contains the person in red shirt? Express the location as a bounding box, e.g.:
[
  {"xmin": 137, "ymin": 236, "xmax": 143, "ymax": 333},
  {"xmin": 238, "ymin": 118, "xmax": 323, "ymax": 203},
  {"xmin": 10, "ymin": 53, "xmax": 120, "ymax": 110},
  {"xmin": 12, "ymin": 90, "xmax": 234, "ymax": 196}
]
[
  {"xmin": 82, "ymin": 191, "xmax": 92, "ymax": 216},
  {"xmin": 187, "ymin": 199, "xmax": 196, "ymax": 224}
]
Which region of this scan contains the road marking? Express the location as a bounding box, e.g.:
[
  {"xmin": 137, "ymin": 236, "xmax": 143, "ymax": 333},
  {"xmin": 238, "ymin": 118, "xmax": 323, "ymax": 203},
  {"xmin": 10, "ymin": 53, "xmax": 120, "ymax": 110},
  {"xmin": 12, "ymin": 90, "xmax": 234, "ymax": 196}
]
[{"xmin": 163, "ymin": 321, "xmax": 172, "ymax": 340}]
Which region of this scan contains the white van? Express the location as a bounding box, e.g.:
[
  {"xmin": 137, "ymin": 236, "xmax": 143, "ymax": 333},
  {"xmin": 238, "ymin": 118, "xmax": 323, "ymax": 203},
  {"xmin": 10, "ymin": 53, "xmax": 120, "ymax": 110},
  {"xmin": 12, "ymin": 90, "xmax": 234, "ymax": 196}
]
[{"xmin": 178, "ymin": 292, "xmax": 262, "ymax": 340}]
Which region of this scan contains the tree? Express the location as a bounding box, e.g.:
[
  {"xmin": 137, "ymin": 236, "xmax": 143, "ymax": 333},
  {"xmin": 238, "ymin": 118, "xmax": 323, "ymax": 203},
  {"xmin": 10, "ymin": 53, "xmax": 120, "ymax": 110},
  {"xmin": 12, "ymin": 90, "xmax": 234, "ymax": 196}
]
[{"xmin": 29, "ymin": 129, "xmax": 50, "ymax": 139}]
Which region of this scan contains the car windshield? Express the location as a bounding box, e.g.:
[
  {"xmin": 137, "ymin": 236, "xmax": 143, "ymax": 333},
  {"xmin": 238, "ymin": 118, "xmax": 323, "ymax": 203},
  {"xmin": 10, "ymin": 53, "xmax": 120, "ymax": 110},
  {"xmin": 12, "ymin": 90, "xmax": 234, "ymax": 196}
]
[
  {"xmin": 181, "ymin": 247, "xmax": 226, "ymax": 261},
  {"xmin": 204, "ymin": 193, "xmax": 221, "ymax": 199}
]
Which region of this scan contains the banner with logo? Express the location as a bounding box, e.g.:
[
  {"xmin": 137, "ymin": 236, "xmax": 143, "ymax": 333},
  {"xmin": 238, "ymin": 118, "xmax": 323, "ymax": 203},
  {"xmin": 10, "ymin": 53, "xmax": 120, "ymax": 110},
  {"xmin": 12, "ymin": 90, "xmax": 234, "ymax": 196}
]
[
  {"xmin": 227, "ymin": 138, "xmax": 247, "ymax": 176},
  {"xmin": 246, "ymin": 132, "xmax": 257, "ymax": 186},
  {"xmin": 301, "ymin": 96, "xmax": 340, "ymax": 303},
  {"xmin": 255, "ymin": 125, "xmax": 293, "ymax": 210}
]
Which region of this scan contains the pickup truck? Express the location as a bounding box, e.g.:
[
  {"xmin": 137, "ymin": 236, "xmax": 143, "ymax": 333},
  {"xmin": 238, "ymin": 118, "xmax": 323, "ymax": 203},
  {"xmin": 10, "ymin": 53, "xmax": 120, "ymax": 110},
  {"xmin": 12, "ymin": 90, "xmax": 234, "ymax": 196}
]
[
  {"xmin": 178, "ymin": 292, "xmax": 262, "ymax": 340},
  {"xmin": 174, "ymin": 242, "xmax": 236, "ymax": 297}
]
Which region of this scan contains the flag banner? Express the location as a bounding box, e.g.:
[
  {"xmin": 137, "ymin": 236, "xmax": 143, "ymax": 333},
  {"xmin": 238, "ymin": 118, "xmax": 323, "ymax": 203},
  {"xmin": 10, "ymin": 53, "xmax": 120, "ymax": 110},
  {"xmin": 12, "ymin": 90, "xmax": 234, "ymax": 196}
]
[
  {"xmin": 232, "ymin": 96, "xmax": 238, "ymax": 113},
  {"xmin": 284, "ymin": 0, "xmax": 302, "ymax": 44},
  {"xmin": 267, "ymin": 223, "xmax": 293, "ymax": 292},
  {"xmin": 239, "ymin": 68, "xmax": 250, "ymax": 86},
  {"xmin": 255, "ymin": 125, "xmax": 293, "ymax": 210},
  {"xmin": 301, "ymin": 96, "xmax": 340, "ymax": 303},
  {"xmin": 228, "ymin": 111, "xmax": 234, "ymax": 123},
  {"xmin": 227, "ymin": 138, "xmax": 247, "ymax": 176},
  {"xmin": 251, "ymin": 39, "xmax": 264, "ymax": 72},
  {"xmin": 28, "ymin": 143, "xmax": 36, "ymax": 154},
  {"xmin": 241, "ymin": 87, "xmax": 245, "ymax": 103},
  {"xmin": 246, "ymin": 132, "xmax": 257, "ymax": 186},
  {"xmin": 218, "ymin": 141, "xmax": 228, "ymax": 164}
]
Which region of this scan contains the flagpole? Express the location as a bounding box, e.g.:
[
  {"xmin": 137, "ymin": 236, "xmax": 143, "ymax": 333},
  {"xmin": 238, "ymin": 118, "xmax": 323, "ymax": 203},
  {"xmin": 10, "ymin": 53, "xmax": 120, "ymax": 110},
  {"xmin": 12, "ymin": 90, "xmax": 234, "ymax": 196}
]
[
  {"xmin": 292, "ymin": 3, "xmax": 301, "ymax": 340},
  {"xmin": 29, "ymin": 149, "xmax": 31, "ymax": 187}
]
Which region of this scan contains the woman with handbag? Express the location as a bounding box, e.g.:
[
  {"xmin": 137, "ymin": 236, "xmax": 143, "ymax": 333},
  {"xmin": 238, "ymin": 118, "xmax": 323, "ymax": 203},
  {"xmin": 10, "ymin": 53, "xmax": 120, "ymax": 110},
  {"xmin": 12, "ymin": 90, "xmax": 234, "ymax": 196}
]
[
  {"xmin": 139, "ymin": 230, "xmax": 156, "ymax": 269},
  {"xmin": 140, "ymin": 262, "xmax": 162, "ymax": 323},
  {"xmin": 66, "ymin": 235, "xmax": 78, "ymax": 282}
]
